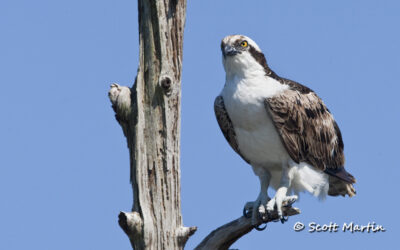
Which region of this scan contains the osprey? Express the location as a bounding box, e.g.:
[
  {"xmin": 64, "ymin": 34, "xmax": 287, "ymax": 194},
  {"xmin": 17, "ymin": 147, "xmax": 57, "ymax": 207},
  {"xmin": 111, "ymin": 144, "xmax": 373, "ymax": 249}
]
[{"xmin": 215, "ymin": 35, "xmax": 356, "ymax": 227}]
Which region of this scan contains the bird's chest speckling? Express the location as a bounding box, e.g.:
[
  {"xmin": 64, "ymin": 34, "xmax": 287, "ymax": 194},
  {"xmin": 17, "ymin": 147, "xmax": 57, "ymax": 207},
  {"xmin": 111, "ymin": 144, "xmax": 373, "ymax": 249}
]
[{"xmin": 221, "ymin": 76, "xmax": 289, "ymax": 165}]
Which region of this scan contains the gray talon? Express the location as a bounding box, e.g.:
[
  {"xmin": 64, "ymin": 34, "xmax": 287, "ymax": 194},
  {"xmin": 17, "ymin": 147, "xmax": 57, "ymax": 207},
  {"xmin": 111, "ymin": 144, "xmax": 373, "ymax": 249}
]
[
  {"xmin": 255, "ymin": 223, "xmax": 267, "ymax": 231},
  {"xmin": 243, "ymin": 207, "xmax": 252, "ymax": 218}
]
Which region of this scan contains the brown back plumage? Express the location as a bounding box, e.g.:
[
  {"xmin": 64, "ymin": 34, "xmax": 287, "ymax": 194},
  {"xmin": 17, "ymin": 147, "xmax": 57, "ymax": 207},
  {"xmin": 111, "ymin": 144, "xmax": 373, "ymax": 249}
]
[
  {"xmin": 264, "ymin": 79, "xmax": 356, "ymax": 196},
  {"xmin": 265, "ymin": 86, "xmax": 344, "ymax": 171}
]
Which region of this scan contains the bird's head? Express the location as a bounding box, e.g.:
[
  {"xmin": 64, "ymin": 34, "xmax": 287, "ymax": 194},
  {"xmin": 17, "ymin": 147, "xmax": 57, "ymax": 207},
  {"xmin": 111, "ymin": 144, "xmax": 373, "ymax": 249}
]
[{"xmin": 221, "ymin": 35, "xmax": 270, "ymax": 77}]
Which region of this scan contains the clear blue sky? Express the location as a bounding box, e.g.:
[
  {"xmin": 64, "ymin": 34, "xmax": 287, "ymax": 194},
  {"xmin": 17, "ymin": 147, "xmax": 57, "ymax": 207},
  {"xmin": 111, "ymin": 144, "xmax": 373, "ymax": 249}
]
[{"xmin": 1, "ymin": 0, "xmax": 399, "ymax": 249}]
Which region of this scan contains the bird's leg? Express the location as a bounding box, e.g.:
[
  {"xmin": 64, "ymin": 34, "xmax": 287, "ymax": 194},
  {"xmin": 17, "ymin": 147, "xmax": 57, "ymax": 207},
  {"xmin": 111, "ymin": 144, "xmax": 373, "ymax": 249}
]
[
  {"xmin": 255, "ymin": 174, "xmax": 270, "ymax": 223},
  {"xmin": 243, "ymin": 169, "xmax": 271, "ymax": 227},
  {"xmin": 266, "ymin": 164, "xmax": 297, "ymax": 223}
]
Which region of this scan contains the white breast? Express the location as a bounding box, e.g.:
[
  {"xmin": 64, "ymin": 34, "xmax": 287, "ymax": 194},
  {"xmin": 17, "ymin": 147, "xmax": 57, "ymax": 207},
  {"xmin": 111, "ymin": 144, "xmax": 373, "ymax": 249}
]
[{"xmin": 221, "ymin": 75, "xmax": 290, "ymax": 167}]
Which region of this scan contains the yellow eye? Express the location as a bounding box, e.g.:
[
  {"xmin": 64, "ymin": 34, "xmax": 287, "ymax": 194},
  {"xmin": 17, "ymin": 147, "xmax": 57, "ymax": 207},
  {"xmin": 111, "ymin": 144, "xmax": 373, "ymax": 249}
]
[{"xmin": 241, "ymin": 41, "xmax": 248, "ymax": 47}]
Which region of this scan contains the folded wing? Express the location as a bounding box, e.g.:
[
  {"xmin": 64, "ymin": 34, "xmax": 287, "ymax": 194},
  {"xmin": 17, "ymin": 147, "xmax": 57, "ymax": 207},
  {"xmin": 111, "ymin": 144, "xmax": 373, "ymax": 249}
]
[
  {"xmin": 214, "ymin": 95, "xmax": 250, "ymax": 164},
  {"xmin": 264, "ymin": 79, "xmax": 355, "ymax": 185}
]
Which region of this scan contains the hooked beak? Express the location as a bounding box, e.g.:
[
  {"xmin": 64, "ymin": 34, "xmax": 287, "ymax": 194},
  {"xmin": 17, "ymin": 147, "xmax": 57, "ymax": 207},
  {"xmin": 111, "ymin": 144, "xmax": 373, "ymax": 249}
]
[{"xmin": 223, "ymin": 45, "xmax": 240, "ymax": 57}]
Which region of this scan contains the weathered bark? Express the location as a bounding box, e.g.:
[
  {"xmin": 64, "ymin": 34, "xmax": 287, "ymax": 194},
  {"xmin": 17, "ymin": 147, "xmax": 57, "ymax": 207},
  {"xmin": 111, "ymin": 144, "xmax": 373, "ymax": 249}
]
[
  {"xmin": 195, "ymin": 205, "xmax": 301, "ymax": 250},
  {"xmin": 108, "ymin": 0, "xmax": 196, "ymax": 249}
]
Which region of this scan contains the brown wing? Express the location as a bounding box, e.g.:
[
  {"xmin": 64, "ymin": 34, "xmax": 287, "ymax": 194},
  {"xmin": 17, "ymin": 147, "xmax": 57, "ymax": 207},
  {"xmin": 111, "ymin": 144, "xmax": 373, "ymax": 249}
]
[
  {"xmin": 265, "ymin": 87, "xmax": 355, "ymax": 184},
  {"xmin": 214, "ymin": 96, "xmax": 250, "ymax": 164}
]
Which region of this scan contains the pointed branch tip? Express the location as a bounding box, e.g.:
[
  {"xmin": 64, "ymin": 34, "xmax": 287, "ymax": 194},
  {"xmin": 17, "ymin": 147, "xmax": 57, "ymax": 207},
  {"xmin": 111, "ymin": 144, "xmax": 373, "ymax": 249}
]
[
  {"xmin": 118, "ymin": 211, "xmax": 143, "ymax": 237},
  {"xmin": 108, "ymin": 83, "xmax": 132, "ymax": 121}
]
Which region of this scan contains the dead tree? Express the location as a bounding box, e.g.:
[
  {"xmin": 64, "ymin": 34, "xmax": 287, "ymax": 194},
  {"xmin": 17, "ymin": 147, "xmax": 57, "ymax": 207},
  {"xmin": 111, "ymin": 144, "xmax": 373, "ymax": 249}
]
[
  {"xmin": 108, "ymin": 0, "xmax": 195, "ymax": 249},
  {"xmin": 108, "ymin": 0, "xmax": 299, "ymax": 249}
]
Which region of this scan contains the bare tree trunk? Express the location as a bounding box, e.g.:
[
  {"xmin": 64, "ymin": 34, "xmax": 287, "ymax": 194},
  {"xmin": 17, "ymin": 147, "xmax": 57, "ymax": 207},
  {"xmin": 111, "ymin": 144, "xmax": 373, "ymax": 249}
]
[{"xmin": 108, "ymin": 0, "xmax": 196, "ymax": 249}]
